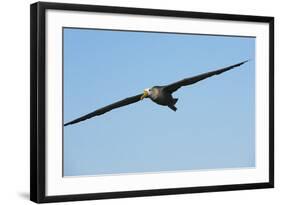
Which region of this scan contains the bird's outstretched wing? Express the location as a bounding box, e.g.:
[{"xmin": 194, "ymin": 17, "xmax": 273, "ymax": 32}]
[
  {"xmin": 164, "ymin": 60, "xmax": 249, "ymax": 93},
  {"xmin": 64, "ymin": 94, "xmax": 143, "ymax": 126}
]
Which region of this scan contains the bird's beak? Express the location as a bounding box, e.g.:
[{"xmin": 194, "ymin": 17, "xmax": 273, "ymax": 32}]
[{"xmin": 141, "ymin": 90, "xmax": 149, "ymax": 100}]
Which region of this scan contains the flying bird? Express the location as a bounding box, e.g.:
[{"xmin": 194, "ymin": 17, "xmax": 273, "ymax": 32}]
[{"xmin": 64, "ymin": 60, "xmax": 249, "ymax": 126}]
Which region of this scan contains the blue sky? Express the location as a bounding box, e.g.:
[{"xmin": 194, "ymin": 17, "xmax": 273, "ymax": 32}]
[{"xmin": 63, "ymin": 28, "xmax": 255, "ymax": 176}]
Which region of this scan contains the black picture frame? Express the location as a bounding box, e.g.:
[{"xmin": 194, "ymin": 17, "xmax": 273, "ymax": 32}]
[{"xmin": 30, "ymin": 1, "xmax": 274, "ymax": 203}]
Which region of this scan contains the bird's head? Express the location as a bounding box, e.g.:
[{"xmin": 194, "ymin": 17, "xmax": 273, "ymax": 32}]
[{"xmin": 140, "ymin": 88, "xmax": 152, "ymax": 100}]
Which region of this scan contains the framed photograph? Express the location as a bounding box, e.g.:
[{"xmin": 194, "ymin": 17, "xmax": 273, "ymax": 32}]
[{"xmin": 30, "ymin": 2, "xmax": 274, "ymax": 203}]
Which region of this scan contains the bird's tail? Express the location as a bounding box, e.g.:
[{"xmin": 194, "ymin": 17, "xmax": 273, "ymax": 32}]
[
  {"xmin": 168, "ymin": 105, "xmax": 177, "ymax": 112},
  {"xmin": 173, "ymin": 98, "xmax": 178, "ymax": 105}
]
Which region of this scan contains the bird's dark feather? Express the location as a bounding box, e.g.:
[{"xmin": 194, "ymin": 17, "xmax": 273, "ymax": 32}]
[
  {"xmin": 64, "ymin": 94, "xmax": 143, "ymax": 126},
  {"xmin": 163, "ymin": 60, "xmax": 249, "ymax": 93}
]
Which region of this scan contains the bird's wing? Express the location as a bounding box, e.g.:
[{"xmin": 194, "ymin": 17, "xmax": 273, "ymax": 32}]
[
  {"xmin": 163, "ymin": 60, "xmax": 249, "ymax": 93},
  {"xmin": 64, "ymin": 93, "xmax": 143, "ymax": 126}
]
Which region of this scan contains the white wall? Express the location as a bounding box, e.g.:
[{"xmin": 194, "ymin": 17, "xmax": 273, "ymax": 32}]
[{"xmin": 0, "ymin": 0, "xmax": 279, "ymax": 204}]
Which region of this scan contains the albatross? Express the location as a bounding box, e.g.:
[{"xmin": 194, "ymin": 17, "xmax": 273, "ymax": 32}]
[{"xmin": 64, "ymin": 60, "xmax": 249, "ymax": 126}]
